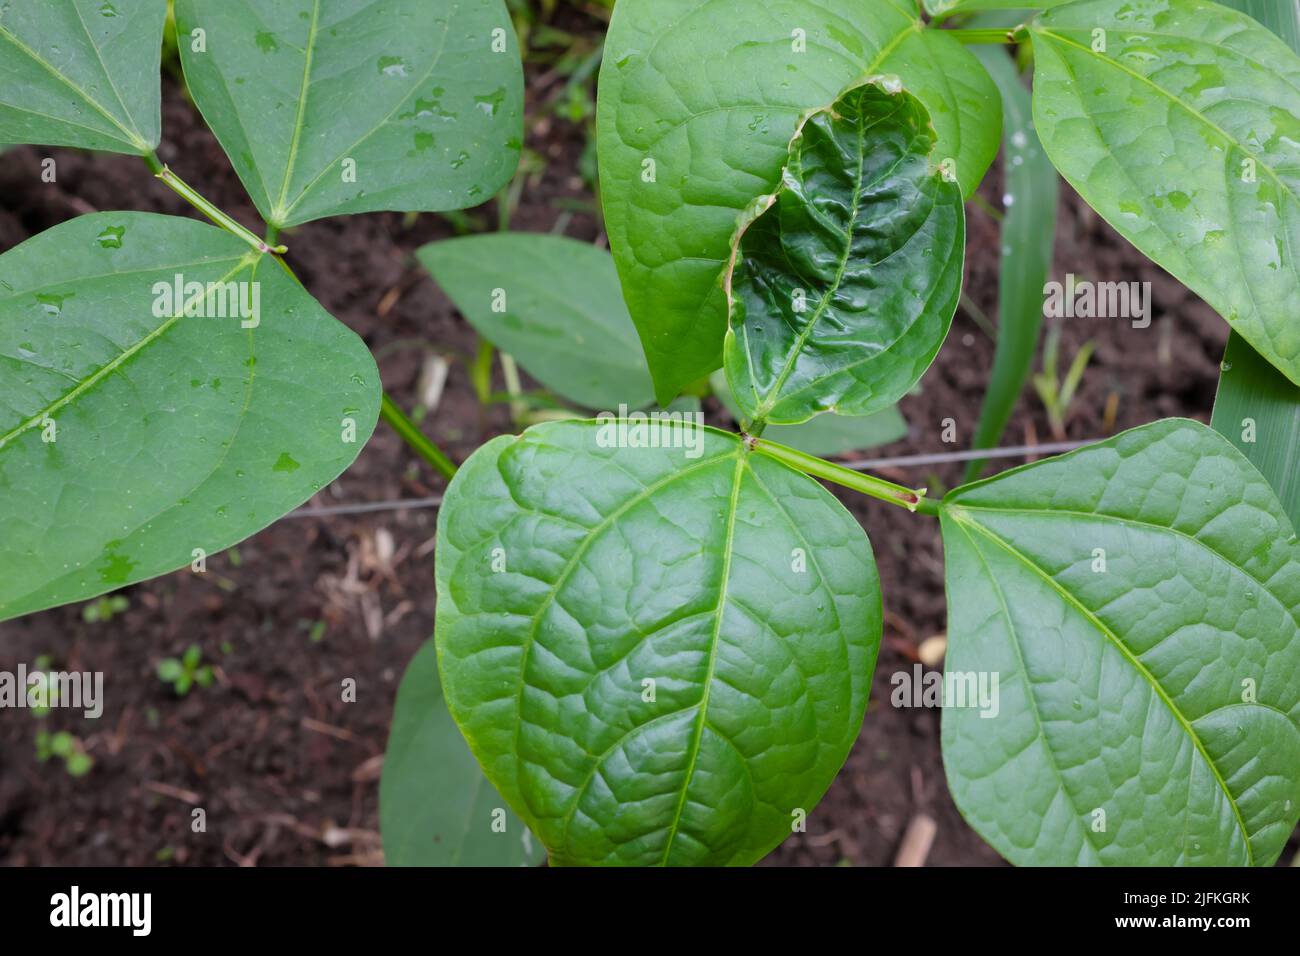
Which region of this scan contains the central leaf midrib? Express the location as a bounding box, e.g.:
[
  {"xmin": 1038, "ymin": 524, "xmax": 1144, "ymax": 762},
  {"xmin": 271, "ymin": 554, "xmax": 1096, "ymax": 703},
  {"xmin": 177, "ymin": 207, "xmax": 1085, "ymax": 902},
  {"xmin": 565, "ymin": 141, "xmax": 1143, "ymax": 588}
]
[
  {"xmin": 660, "ymin": 453, "xmax": 745, "ymax": 865},
  {"xmin": 273, "ymin": 0, "xmax": 321, "ymax": 219},
  {"xmin": 953, "ymin": 511, "xmax": 1255, "ymax": 864},
  {"xmin": 750, "ymin": 106, "xmax": 871, "ymax": 421},
  {"xmin": 505, "ymin": 445, "xmax": 742, "ymax": 840}
]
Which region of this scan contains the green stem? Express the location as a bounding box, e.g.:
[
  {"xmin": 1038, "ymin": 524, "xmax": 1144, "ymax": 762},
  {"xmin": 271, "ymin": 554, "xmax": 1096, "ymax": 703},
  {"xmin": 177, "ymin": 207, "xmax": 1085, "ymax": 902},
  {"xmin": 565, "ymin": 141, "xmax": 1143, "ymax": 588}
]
[
  {"xmin": 381, "ymin": 393, "xmax": 458, "ymax": 480},
  {"xmin": 750, "ymin": 436, "xmax": 939, "ymax": 515},
  {"xmin": 144, "ymin": 152, "xmax": 287, "ymax": 255},
  {"xmin": 945, "ymin": 28, "xmax": 1018, "ymax": 45}
]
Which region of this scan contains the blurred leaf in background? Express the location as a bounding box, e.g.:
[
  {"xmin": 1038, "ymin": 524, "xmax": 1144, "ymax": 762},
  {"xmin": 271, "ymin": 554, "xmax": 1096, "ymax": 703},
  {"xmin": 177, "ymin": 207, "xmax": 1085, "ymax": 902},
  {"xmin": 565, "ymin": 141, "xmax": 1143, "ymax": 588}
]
[{"xmin": 380, "ymin": 640, "xmax": 545, "ymax": 866}]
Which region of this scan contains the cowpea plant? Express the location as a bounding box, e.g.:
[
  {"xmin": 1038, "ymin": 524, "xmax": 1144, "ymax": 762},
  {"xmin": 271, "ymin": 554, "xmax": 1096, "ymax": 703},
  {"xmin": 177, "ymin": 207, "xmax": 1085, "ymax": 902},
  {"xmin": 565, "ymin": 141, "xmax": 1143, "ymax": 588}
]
[
  {"xmin": 0, "ymin": 0, "xmax": 522, "ymax": 619},
  {"xmin": 421, "ymin": 0, "xmax": 1300, "ymax": 867}
]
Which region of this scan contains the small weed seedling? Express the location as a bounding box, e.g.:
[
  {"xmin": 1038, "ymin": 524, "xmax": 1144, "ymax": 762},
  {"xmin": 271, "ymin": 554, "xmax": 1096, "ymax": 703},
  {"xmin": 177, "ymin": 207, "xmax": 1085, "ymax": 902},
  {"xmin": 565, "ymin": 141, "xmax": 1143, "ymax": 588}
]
[
  {"xmin": 157, "ymin": 645, "xmax": 214, "ymax": 697},
  {"xmin": 35, "ymin": 729, "xmax": 93, "ymax": 778},
  {"xmin": 82, "ymin": 595, "xmax": 129, "ymax": 624}
]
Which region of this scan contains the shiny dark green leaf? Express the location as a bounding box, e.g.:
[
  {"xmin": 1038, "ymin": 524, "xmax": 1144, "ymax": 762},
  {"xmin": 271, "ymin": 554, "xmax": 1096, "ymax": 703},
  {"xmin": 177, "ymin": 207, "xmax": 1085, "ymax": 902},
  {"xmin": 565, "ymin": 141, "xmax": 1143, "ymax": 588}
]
[
  {"xmin": 598, "ymin": 0, "xmax": 1000, "ymax": 404},
  {"xmin": 724, "ymin": 80, "xmax": 964, "ymax": 426},
  {"xmin": 0, "ymin": 0, "xmax": 165, "ymax": 154},
  {"xmin": 941, "ymin": 419, "xmax": 1300, "ymax": 865},
  {"xmin": 380, "ymin": 638, "xmax": 545, "ymax": 866},
  {"xmin": 435, "ymin": 420, "xmax": 881, "ymax": 865}
]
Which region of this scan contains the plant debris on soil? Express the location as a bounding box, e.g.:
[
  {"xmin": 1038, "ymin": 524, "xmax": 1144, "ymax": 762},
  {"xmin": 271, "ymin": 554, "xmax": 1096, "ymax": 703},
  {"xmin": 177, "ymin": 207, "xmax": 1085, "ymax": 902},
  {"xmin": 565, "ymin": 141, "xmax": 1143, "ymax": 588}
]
[{"xmin": 1, "ymin": 62, "xmax": 1293, "ymax": 868}]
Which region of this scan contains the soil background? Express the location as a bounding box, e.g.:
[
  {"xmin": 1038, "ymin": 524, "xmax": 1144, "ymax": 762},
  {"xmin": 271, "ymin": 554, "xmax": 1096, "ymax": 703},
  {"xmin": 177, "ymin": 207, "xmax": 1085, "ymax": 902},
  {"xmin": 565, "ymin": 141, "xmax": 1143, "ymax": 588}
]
[{"xmin": 1, "ymin": 15, "xmax": 1295, "ymax": 868}]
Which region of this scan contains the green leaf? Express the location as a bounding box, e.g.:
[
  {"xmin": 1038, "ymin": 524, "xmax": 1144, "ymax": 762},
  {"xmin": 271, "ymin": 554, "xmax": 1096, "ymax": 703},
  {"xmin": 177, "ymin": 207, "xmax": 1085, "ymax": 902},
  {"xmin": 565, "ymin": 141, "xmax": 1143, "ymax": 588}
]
[
  {"xmin": 0, "ymin": 0, "xmax": 166, "ymax": 154},
  {"xmin": 597, "ymin": 0, "xmax": 1000, "ymax": 404},
  {"xmin": 435, "ymin": 419, "xmax": 881, "ymax": 866},
  {"xmin": 710, "ymin": 372, "xmax": 907, "ymax": 457},
  {"xmin": 940, "ymin": 418, "xmax": 1300, "ymax": 865},
  {"xmin": 0, "ymin": 212, "xmax": 379, "ymax": 622},
  {"xmin": 1029, "ymin": 0, "xmax": 1300, "ymax": 384},
  {"xmin": 724, "ymin": 81, "xmax": 964, "ymax": 426},
  {"xmin": 157, "ymin": 659, "xmax": 183, "ymax": 682},
  {"xmin": 173, "ymin": 0, "xmax": 524, "ymax": 228},
  {"xmin": 1209, "ymin": 3, "xmax": 1300, "ymax": 531},
  {"xmin": 380, "ymin": 638, "xmax": 545, "ymax": 866},
  {"xmin": 964, "ymin": 45, "xmax": 1060, "ymax": 481},
  {"xmin": 418, "ymin": 234, "xmax": 655, "ymax": 411}
]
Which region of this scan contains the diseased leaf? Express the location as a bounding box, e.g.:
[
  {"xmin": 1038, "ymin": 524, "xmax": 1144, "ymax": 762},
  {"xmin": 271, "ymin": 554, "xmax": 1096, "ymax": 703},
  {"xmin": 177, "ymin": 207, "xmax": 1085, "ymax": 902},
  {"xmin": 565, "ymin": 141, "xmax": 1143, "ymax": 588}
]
[
  {"xmin": 710, "ymin": 372, "xmax": 907, "ymax": 457},
  {"xmin": 964, "ymin": 44, "xmax": 1059, "ymax": 481},
  {"xmin": 1029, "ymin": 0, "xmax": 1300, "ymax": 384},
  {"xmin": 0, "ymin": 212, "xmax": 379, "ymax": 622},
  {"xmin": 724, "ymin": 81, "xmax": 964, "ymax": 425},
  {"xmin": 0, "ymin": 0, "xmax": 165, "ymax": 154},
  {"xmin": 380, "ymin": 638, "xmax": 545, "ymax": 866},
  {"xmin": 940, "ymin": 419, "xmax": 1300, "ymax": 866},
  {"xmin": 174, "ymin": 0, "xmax": 524, "ymax": 228},
  {"xmin": 598, "ymin": 0, "xmax": 999, "ymax": 404},
  {"xmin": 418, "ymin": 234, "xmax": 655, "ymax": 411},
  {"xmin": 435, "ymin": 420, "xmax": 881, "ymax": 866}
]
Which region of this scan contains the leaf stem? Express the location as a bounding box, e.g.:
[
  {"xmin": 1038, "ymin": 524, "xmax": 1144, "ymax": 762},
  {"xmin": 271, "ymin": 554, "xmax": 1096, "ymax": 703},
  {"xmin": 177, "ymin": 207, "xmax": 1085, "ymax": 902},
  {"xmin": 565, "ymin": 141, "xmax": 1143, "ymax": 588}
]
[
  {"xmin": 945, "ymin": 28, "xmax": 1018, "ymax": 45},
  {"xmin": 143, "ymin": 152, "xmax": 287, "ymax": 255},
  {"xmin": 380, "ymin": 393, "xmax": 458, "ymax": 480},
  {"xmin": 749, "ymin": 436, "xmax": 938, "ymax": 515}
]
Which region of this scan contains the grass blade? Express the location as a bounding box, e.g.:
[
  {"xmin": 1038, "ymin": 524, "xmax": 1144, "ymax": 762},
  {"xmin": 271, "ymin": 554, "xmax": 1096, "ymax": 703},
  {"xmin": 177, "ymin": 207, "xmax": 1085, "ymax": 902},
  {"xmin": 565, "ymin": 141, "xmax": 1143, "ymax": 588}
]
[{"xmin": 963, "ymin": 43, "xmax": 1060, "ymax": 481}]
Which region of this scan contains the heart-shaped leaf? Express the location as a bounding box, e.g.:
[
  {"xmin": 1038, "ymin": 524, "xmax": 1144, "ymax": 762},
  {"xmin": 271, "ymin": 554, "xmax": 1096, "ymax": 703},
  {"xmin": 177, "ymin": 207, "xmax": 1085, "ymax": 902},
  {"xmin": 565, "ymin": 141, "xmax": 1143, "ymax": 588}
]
[
  {"xmin": 597, "ymin": 0, "xmax": 999, "ymax": 405},
  {"xmin": 418, "ymin": 234, "xmax": 656, "ymax": 411},
  {"xmin": 0, "ymin": 0, "xmax": 166, "ymax": 154},
  {"xmin": 174, "ymin": 0, "xmax": 524, "ymax": 228},
  {"xmin": 435, "ymin": 420, "xmax": 881, "ymax": 866},
  {"xmin": 724, "ymin": 80, "xmax": 964, "ymax": 426},
  {"xmin": 0, "ymin": 212, "xmax": 379, "ymax": 622},
  {"xmin": 1029, "ymin": 0, "xmax": 1300, "ymax": 384},
  {"xmin": 940, "ymin": 418, "xmax": 1300, "ymax": 865},
  {"xmin": 380, "ymin": 638, "xmax": 545, "ymax": 866}
]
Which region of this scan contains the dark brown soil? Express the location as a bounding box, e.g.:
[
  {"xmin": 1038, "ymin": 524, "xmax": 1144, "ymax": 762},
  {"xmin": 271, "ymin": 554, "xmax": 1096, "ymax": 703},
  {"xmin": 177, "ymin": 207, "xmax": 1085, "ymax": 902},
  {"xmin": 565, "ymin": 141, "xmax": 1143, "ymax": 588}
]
[{"xmin": 0, "ymin": 52, "xmax": 1291, "ymax": 869}]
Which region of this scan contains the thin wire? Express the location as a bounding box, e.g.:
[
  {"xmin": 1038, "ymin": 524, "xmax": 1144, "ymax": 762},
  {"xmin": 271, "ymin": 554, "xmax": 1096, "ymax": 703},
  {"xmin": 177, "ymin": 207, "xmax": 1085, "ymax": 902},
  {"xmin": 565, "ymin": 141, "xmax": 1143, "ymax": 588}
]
[
  {"xmin": 841, "ymin": 439, "xmax": 1095, "ymax": 472},
  {"xmin": 281, "ymin": 439, "xmax": 1102, "ymax": 520},
  {"xmin": 285, "ymin": 496, "xmax": 444, "ymax": 519}
]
